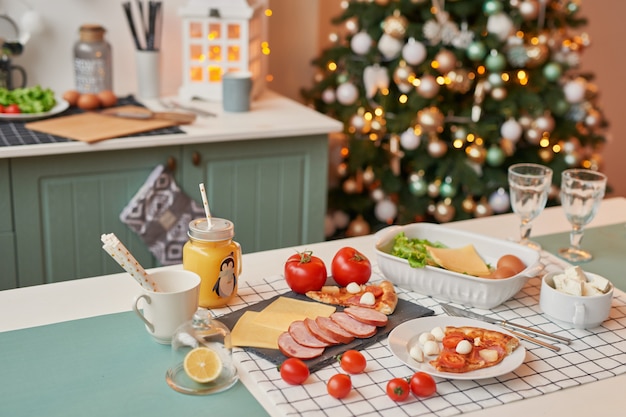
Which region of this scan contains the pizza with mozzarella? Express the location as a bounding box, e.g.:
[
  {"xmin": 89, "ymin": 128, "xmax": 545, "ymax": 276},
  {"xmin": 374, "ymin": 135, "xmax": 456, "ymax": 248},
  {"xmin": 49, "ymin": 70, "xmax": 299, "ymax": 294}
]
[
  {"xmin": 305, "ymin": 280, "xmax": 398, "ymax": 315},
  {"xmin": 429, "ymin": 326, "xmax": 520, "ymax": 373}
]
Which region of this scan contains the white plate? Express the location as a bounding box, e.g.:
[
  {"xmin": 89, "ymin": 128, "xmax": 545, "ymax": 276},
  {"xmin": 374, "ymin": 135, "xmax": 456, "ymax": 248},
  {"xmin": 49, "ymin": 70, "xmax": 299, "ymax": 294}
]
[
  {"xmin": 0, "ymin": 98, "xmax": 70, "ymax": 122},
  {"xmin": 387, "ymin": 316, "xmax": 526, "ymax": 380}
]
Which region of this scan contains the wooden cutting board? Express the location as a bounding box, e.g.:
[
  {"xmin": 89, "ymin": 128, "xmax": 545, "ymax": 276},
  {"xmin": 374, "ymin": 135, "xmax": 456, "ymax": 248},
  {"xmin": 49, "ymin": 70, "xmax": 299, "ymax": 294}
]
[{"xmin": 25, "ymin": 107, "xmax": 179, "ymax": 143}]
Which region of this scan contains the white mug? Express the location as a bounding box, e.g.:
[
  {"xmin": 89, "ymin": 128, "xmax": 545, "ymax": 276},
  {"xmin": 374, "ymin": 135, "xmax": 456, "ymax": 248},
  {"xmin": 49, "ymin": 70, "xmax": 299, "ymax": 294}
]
[
  {"xmin": 132, "ymin": 269, "xmax": 200, "ymax": 344},
  {"xmin": 540, "ymin": 271, "xmax": 613, "ymax": 329}
]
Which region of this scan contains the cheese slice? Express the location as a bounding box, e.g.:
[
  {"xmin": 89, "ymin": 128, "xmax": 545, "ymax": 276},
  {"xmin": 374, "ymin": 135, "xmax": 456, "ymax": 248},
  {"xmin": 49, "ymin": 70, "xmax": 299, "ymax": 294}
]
[
  {"xmin": 426, "ymin": 244, "xmax": 490, "ymax": 277},
  {"xmin": 231, "ymin": 311, "xmax": 283, "ymax": 349},
  {"xmin": 252, "ymin": 296, "xmax": 336, "ymax": 332}
]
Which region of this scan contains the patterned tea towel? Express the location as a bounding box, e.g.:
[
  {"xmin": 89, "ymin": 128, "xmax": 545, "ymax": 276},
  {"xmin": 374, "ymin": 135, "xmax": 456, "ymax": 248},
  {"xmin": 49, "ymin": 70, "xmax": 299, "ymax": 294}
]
[{"xmin": 120, "ymin": 165, "xmax": 204, "ymax": 265}]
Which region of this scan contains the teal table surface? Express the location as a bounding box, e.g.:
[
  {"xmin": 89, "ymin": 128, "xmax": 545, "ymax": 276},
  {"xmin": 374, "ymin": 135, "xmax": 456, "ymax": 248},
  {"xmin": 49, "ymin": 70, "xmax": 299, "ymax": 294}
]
[
  {"xmin": 0, "ymin": 311, "xmax": 270, "ymax": 417},
  {"xmin": 534, "ymin": 223, "xmax": 626, "ymax": 291}
]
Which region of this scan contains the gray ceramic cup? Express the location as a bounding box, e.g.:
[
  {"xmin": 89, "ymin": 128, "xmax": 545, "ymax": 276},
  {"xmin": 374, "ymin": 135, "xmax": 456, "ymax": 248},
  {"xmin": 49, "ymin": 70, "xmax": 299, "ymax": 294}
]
[{"xmin": 222, "ymin": 71, "xmax": 252, "ymax": 112}]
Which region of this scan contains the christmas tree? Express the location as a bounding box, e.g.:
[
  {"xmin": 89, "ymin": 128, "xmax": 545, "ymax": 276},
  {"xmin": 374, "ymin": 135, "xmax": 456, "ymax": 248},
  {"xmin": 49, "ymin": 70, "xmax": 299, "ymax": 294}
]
[{"xmin": 302, "ymin": 0, "xmax": 608, "ymax": 239}]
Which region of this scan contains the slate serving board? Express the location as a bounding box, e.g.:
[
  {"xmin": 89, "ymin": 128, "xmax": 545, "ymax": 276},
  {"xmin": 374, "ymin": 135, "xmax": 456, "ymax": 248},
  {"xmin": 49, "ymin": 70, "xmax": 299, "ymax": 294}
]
[{"xmin": 219, "ymin": 292, "xmax": 434, "ymax": 373}]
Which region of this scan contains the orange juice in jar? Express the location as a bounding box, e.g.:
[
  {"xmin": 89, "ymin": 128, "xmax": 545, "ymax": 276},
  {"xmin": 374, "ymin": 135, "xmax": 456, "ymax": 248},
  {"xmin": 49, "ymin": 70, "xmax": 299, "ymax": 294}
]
[{"xmin": 183, "ymin": 218, "xmax": 241, "ymax": 308}]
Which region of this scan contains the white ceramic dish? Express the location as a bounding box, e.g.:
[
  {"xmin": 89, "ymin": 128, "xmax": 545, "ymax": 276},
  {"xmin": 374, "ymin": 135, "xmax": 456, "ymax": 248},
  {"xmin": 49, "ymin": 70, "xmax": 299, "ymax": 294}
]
[
  {"xmin": 387, "ymin": 316, "xmax": 526, "ymax": 380},
  {"xmin": 0, "ymin": 98, "xmax": 69, "ymax": 122},
  {"xmin": 375, "ymin": 223, "xmax": 542, "ymax": 309}
]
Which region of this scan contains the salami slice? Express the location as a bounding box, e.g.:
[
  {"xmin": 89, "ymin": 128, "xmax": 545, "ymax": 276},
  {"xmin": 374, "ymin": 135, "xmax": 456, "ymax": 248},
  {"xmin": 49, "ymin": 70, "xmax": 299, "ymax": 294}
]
[
  {"xmin": 277, "ymin": 332, "xmax": 325, "ymax": 360},
  {"xmin": 315, "ymin": 316, "xmax": 355, "ymax": 344},
  {"xmin": 289, "ymin": 320, "xmax": 330, "ymax": 348},
  {"xmin": 304, "ymin": 317, "xmax": 341, "ymax": 345},
  {"xmin": 344, "ymin": 306, "xmax": 389, "ymax": 327},
  {"xmin": 330, "ymin": 312, "xmax": 377, "ymax": 338}
]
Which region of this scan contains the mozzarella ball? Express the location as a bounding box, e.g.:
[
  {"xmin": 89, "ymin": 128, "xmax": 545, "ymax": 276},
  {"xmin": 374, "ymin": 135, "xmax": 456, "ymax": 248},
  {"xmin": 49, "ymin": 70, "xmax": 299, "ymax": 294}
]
[
  {"xmin": 409, "ymin": 344, "xmax": 424, "ymax": 362},
  {"xmin": 346, "ymin": 282, "xmax": 361, "ymax": 294},
  {"xmin": 359, "ymin": 291, "xmax": 375, "ymax": 305},
  {"xmin": 423, "ymin": 340, "xmax": 440, "ymax": 356},
  {"xmin": 418, "ymin": 332, "xmax": 435, "ymax": 345},
  {"xmin": 430, "ymin": 326, "xmax": 445, "ymax": 342},
  {"xmin": 455, "ymin": 339, "xmax": 473, "ymax": 355}
]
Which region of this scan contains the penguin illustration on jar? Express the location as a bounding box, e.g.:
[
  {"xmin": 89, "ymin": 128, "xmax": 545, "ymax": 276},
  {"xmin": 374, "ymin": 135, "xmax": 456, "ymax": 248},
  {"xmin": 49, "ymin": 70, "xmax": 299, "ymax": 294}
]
[{"xmin": 213, "ymin": 252, "xmax": 237, "ymax": 298}]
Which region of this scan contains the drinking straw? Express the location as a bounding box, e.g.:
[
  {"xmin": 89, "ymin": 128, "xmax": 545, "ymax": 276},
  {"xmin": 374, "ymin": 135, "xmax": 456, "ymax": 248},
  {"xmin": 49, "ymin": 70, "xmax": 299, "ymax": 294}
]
[
  {"xmin": 122, "ymin": 1, "xmax": 142, "ymax": 50},
  {"xmin": 101, "ymin": 233, "xmax": 159, "ymax": 291},
  {"xmin": 199, "ymin": 183, "xmax": 213, "ymax": 228}
]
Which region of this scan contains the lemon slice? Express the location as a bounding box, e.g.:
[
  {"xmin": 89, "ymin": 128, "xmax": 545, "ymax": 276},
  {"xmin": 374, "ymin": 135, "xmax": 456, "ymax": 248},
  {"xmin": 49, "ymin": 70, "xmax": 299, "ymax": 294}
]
[{"xmin": 183, "ymin": 347, "xmax": 223, "ymax": 383}]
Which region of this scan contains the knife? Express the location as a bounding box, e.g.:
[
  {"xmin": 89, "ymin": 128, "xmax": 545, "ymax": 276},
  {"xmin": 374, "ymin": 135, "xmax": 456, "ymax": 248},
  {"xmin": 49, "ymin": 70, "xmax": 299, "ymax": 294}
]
[
  {"xmin": 441, "ymin": 303, "xmax": 572, "ymax": 345},
  {"xmin": 101, "ymin": 109, "xmax": 197, "ymax": 125}
]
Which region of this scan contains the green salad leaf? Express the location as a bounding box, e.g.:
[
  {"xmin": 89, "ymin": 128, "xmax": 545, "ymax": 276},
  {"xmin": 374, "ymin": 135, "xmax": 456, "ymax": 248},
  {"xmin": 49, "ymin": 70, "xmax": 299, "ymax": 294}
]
[
  {"xmin": 390, "ymin": 231, "xmax": 447, "ymax": 268},
  {"xmin": 0, "ymin": 85, "xmax": 57, "ymax": 113}
]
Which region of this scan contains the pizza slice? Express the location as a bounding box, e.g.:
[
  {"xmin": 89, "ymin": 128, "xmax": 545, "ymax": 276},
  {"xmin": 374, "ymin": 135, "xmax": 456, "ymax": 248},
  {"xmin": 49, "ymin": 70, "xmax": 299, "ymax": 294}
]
[
  {"xmin": 305, "ymin": 280, "xmax": 398, "ymax": 315},
  {"xmin": 429, "ymin": 326, "xmax": 520, "ymax": 373}
]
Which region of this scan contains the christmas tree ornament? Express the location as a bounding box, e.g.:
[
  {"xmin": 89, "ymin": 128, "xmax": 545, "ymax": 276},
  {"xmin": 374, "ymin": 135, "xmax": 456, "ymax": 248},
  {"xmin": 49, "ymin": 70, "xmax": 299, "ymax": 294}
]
[
  {"xmin": 500, "ymin": 138, "xmax": 516, "ymax": 156},
  {"xmin": 563, "ymin": 78, "xmax": 586, "ymax": 103},
  {"xmin": 387, "ymin": 134, "xmax": 404, "ymax": 175},
  {"xmin": 483, "ymin": 0, "xmax": 504, "ymax": 16},
  {"xmin": 418, "ymin": 106, "xmax": 445, "ymax": 133},
  {"xmin": 446, "ymin": 69, "xmax": 473, "ymax": 93},
  {"xmin": 409, "ymin": 172, "xmax": 428, "ymax": 196},
  {"xmin": 525, "ymin": 44, "xmax": 549, "ymax": 68},
  {"xmin": 486, "ymin": 12, "xmax": 515, "ymax": 41},
  {"xmin": 564, "ymin": 151, "xmax": 579, "ymax": 167},
  {"xmin": 427, "ymin": 202, "xmax": 437, "ymax": 216},
  {"xmin": 485, "ymin": 50, "xmax": 507, "ymax": 72},
  {"xmin": 518, "ymin": 0, "xmax": 540, "ymax": 20},
  {"xmin": 461, "ymin": 195, "xmax": 477, "ymax": 213},
  {"xmin": 382, "ymin": 10, "xmax": 408, "ymax": 39},
  {"xmin": 346, "ymin": 215, "xmax": 371, "ymax": 237},
  {"xmin": 402, "ymin": 38, "xmax": 428, "ymax": 65},
  {"xmin": 490, "ymin": 86, "xmax": 507, "ymax": 101},
  {"xmin": 488, "ymin": 187, "xmax": 510, "ymax": 213},
  {"xmin": 500, "ymin": 117, "xmax": 523, "ymax": 142},
  {"xmin": 364, "ymin": 64, "xmax": 390, "ymax": 98},
  {"xmin": 350, "ymin": 31, "xmax": 373, "ymax": 55},
  {"xmin": 400, "ymin": 127, "xmax": 421, "ymax": 150},
  {"xmin": 423, "ymin": 9, "xmax": 460, "ymax": 45},
  {"xmin": 374, "ymin": 0, "xmax": 391, "ymax": 6},
  {"xmin": 370, "ymin": 115, "xmax": 387, "ymax": 140},
  {"xmin": 321, "ymin": 88, "xmax": 336, "ymax": 104},
  {"xmin": 534, "ymin": 113, "xmax": 555, "ymax": 133},
  {"xmin": 362, "ymin": 165, "xmax": 375, "ymax": 185},
  {"xmin": 543, "ymin": 62, "xmax": 562, "ymax": 81},
  {"xmin": 486, "ymin": 145, "xmax": 506, "ymax": 166},
  {"xmin": 524, "ymin": 127, "xmax": 542, "ymax": 145},
  {"xmin": 434, "ymin": 49, "xmax": 457, "ymax": 74},
  {"xmin": 433, "ymin": 198, "xmax": 456, "ymax": 223},
  {"xmin": 585, "ymin": 108, "xmax": 602, "ymax": 128},
  {"xmin": 378, "ymin": 33, "xmax": 404, "ymax": 59},
  {"xmin": 337, "ymin": 162, "xmax": 348, "ymax": 177},
  {"xmin": 336, "ymin": 81, "xmax": 359, "ymax": 105},
  {"xmin": 538, "ymin": 147, "xmax": 554, "ymax": 163},
  {"xmin": 427, "ymin": 137, "xmax": 448, "ymax": 158},
  {"xmin": 451, "ymin": 21, "xmax": 475, "ymax": 50},
  {"xmin": 371, "ymin": 187, "xmax": 385, "ymax": 202},
  {"xmin": 342, "ymin": 177, "xmax": 360, "ymax": 194},
  {"xmin": 416, "ymin": 74, "xmax": 440, "ymax": 99},
  {"xmin": 473, "ymin": 198, "xmax": 494, "ymax": 218},
  {"xmin": 427, "ymin": 179, "xmax": 441, "ymax": 198},
  {"xmin": 466, "ymin": 144, "xmax": 486, "ymax": 164},
  {"xmin": 471, "ymin": 80, "xmax": 487, "ymax": 122},
  {"xmin": 487, "ymin": 72, "xmax": 505, "ymax": 88},
  {"xmin": 467, "ymin": 40, "xmax": 487, "ymax": 61},
  {"xmin": 393, "ymin": 61, "xmax": 415, "ymax": 93},
  {"xmin": 333, "ymin": 210, "xmax": 351, "ymax": 229},
  {"xmin": 375, "ymin": 198, "xmax": 398, "ymax": 223},
  {"xmin": 439, "ymin": 177, "xmax": 457, "ymax": 198},
  {"xmin": 349, "ymin": 111, "xmax": 370, "ymax": 133}
]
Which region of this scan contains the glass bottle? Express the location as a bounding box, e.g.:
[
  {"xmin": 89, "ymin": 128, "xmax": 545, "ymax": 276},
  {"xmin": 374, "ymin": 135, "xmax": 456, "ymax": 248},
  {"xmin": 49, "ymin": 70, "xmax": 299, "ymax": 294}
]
[
  {"xmin": 73, "ymin": 24, "xmax": 112, "ymax": 93},
  {"xmin": 183, "ymin": 218, "xmax": 242, "ymax": 308}
]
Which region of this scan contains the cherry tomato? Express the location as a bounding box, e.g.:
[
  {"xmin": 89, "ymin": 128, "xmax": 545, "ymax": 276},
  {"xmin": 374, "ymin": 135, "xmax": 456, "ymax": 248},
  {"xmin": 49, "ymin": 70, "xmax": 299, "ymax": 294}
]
[
  {"xmin": 438, "ymin": 351, "xmax": 466, "ymax": 370},
  {"xmin": 337, "ymin": 350, "xmax": 367, "ymax": 374},
  {"xmin": 386, "ymin": 377, "xmax": 410, "ymax": 401},
  {"xmin": 4, "ymin": 104, "xmax": 21, "ymax": 114},
  {"xmin": 331, "ymin": 247, "xmax": 372, "ymax": 287},
  {"xmin": 327, "ymin": 373, "xmax": 352, "ymax": 399},
  {"xmin": 409, "ymin": 371, "xmax": 437, "ymax": 397},
  {"xmin": 284, "ymin": 251, "xmax": 327, "ymax": 294},
  {"xmin": 279, "ymin": 358, "xmax": 310, "ymax": 385}
]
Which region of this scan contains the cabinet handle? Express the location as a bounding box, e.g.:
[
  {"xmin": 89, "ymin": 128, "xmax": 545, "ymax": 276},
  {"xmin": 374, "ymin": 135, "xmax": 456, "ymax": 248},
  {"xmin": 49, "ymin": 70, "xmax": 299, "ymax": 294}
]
[
  {"xmin": 167, "ymin": 156, "xmax": 177, "ymax": 172},
  {"xmin": 191, "ymin": 152, "xmax": 201, "ymax": 166}
]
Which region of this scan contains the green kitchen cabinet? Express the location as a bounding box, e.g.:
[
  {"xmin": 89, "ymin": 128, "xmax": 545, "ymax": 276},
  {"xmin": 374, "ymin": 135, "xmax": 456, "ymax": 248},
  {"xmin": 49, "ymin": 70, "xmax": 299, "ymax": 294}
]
[{"xmin": 0, "ymin": 158, "xmax": 17, "ymax": 290}]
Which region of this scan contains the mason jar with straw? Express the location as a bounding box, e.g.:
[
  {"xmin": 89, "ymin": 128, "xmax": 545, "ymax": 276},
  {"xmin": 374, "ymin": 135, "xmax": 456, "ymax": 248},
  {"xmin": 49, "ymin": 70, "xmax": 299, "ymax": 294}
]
[{"xmin": 182, "ymin": 183, "xmax": 242, "ymax": 308}]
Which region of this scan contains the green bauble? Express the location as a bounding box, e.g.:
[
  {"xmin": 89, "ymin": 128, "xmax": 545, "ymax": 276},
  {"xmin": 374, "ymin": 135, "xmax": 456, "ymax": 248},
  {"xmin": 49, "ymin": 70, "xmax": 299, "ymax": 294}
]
[
  {"xmin": 487, "ymin": 72, "xmax": 504, "ymax": 87},
  {"xmin": 409, "ymin": 175, "xmax": 428, "ymax": 196},
  {"xmin": 543, "ymin": 62, "xmax": 562, "ymax": 82},
  {"xmin": 467, "ymin": 41, "xmax": 487, "ymax": 61},
  {"xmin": 485, "ymin": 51, "xmax": 507, "ymax": 72},
  {"xmin": 553, "ymin": 98, "xmax": 570, "ymax": 116},
  {"xmin": 439, "ymin": 181, "xmax": 457, "ymax": 198},
  {"xmin": 483, "ymin": 0, "xmax": 503, "ymax": 15},
  {"xmin": 486, "ymin": 145, "xmax": 506, "ymax": 167}
]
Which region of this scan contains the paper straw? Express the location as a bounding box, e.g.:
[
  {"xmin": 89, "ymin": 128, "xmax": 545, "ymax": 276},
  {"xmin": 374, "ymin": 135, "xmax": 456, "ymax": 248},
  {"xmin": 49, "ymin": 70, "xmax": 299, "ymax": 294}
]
[
  {"xmin": 101, "ymin": 233, "xmax": 159, "ymax": 291},
  {"xmin": 199, "ymin": 183, "xmax": 213, "ymax": 228}
]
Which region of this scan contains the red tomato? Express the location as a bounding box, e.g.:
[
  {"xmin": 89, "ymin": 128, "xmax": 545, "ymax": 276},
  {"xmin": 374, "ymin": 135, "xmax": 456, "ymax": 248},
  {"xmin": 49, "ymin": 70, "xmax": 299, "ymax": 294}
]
[
  {"xmin": 438, "ymin": 351, "xmax": 466, "ymax": 370},
  {"xmin": 284, "ymin": 251, "xmax": 327, "ymax": 294},
  {"xmin": 409, "ymin": 372, "xmax": 437, "ymax": 397},
  {"xmin": 327, "ymin": 373, "xmax": 352, "ymax": 399},
  {"xmin": 0, "ymin": 104, "xmax": 5, "ymax": 113},
  {"xmin": 331, "ymin": 247, "xmax": 372, "ymax": 287},
  {"xmin": 441, "ymin": 333, "xmax": 467, "ymax": 350},
  {"xmin": 279, "ymin": 358, "xmax": 310, "ymax": 385},
  {"xmin": 4, "ymin": 104, "xmax": 21, "ymax": 114},
  {"xmin": 338, "ymin": 350, "xmax": 366, "ymax": 374},
  {"xmin": 386, "ymin": 377, "xmax": 410, "ymax": 401}
]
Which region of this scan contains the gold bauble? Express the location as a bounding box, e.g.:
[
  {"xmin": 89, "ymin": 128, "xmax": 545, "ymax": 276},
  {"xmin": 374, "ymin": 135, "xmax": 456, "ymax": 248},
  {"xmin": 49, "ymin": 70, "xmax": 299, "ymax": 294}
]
[
  {"xmin": 538, "ymin": 147, "xmax": 554, "ymax": 163},
  {"xmin": 461, "ymin": 195, "xmax": 477, "ymax": 213},
  {"xmin": 433, "ymin": 199, "xmax": 456, "ymax": 223},
  {"xmin": 383, "ymin": 11, "xmax": 408, "ymax": 40},
  {"xmin": 490, "ymin": 86, "xmax": 508, "ymax": 101},
  {"xmin": 434, "ymin": 49, "xmax": 457, "ymax": 74},
  {"xmin": 466, "ymin": 144, "xmax": 486, "ymax": 164},
  {"xmin": 417, "ymin": 106, "xmax": 445, "ymax": 133},
  {"xmin": 393, "ymin": 62, "xmax": 415, "ymax": 93},
  {"xmin": 427, "ymin": 138, "xmax": 448, "ymax": 158},
  {"xmin": 363, "ymin": 165, "xmax": 375, "ymax": 185},
  {"xmin": 473, "ymin": 199, "xmax": 493, "ymax": 218},
  {"xmin": 446, "ymin": 69, "xmax": 473, "ymax": 94},
  {"xmin": 346, "ymin": 215, "xmax": 371, "ymax": 237},
  {"xmin": 500, "ymin": 138, "xmax": 516, "ymax": 156},
  {"xmin": 342, "ymin": 177, "xmax": 359, "ymax": 194},
  {"xmin": 525, "ymin": 44, "xmax": 549, "ymax": 68},
  {"xmin": 427, "ymin": 179, "xmax": 441, "ymax": 198}
]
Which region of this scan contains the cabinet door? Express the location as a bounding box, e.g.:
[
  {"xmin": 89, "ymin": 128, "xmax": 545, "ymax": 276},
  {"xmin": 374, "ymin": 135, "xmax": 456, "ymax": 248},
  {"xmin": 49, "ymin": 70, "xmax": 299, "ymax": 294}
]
[
  {"xmin": 181, "ymin": 135, "xmax": 328, "ymax": 254},
  {"xmin": 0, "ymin": 158, "xmax": 17, "ymax": 290},
  {"xmin": 12, "ymin": 147, "xmax": 180, "ymax": 287}
]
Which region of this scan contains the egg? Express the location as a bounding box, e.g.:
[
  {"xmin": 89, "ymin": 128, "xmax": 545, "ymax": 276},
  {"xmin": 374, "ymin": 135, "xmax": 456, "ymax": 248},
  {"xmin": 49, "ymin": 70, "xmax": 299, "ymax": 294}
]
[
  {"xmin": 489, "ymin": 266, "xmax": 517, "ymax": 279},
  {"xmin": 77, "ymin": 93, "xmax": 101, "ymax": 110},
  {"xmin": 97, "ymin": 90, "xmax": 118, "ymax": 108},
  {"xmin": 62, "ymin": 90, "xmax": 80, "ymax": 107},
  {"xmin": 497, "ymin": 254, "xmax": 526, "ymax": 274}
]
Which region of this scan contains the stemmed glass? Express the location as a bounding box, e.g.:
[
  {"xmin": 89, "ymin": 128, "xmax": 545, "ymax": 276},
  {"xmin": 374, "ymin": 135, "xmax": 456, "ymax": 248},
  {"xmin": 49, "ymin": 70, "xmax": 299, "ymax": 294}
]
[
  {"xmin": 558, "ymin": 168, "xmax": 607, "ymax": 263},
  {"xmin": 508, "ymin": 163, "xmax": 553, "ymax": 250}
]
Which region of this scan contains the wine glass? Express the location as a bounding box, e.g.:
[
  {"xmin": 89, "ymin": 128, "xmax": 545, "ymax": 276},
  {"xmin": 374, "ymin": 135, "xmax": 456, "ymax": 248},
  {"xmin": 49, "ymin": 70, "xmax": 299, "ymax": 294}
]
[
  {"xmin": 558, "ymin": 168, "xmax": 607, "ymax": 263},
  {"xmin": 508, "ymin": 163, "xmax": 553, "ymax": 250}
]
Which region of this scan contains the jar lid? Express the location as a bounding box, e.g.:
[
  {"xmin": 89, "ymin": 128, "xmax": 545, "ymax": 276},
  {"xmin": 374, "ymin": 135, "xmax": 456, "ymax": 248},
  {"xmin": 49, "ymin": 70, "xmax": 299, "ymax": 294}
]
[
  {"xmin": 188, "ymin": 218, "xmax": 234, "ymax": 241},
  {"xmin": 79, "ymin": 24, "xmax": 106, "ymax": 42}
]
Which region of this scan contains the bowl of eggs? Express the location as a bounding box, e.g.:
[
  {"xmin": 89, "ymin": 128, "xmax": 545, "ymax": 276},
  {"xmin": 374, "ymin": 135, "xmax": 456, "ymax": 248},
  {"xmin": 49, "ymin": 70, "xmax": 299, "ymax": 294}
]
[{"xmin": 375, "ymin": 223, "xmax": 543, "ymax": 309}]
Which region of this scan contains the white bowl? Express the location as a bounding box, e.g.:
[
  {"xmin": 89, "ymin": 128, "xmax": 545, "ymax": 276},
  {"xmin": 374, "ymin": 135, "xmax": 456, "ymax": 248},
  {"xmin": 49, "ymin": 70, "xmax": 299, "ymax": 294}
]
[{"xmin": 375, "ymin": 223, "xmax": 543, "ymax": 309}]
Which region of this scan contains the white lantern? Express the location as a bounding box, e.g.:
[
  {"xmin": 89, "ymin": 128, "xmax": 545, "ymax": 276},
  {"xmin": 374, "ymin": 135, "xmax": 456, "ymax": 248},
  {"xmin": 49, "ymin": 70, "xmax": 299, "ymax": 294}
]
[{"xmin": 178, "ymin": 0, "xmax": 269, "ymax": 101}]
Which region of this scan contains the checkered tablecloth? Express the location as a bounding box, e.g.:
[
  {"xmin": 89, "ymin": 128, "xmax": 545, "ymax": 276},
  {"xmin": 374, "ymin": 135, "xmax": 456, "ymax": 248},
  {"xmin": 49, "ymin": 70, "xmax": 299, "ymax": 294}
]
[{"xmin": 210, "ymin": 251, "xmax": 626, "ymax": 417}]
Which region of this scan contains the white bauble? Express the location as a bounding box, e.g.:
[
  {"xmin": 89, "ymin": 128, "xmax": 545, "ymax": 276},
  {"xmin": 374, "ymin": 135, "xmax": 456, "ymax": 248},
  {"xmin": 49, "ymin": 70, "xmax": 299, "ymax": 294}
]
[
  {"xmin": 351, "ymin": 31, "xmax": 372, "ymax": 55},
  {"xmin": 486, "ymin": 12, "xmax": 515, "ymax": 41},
  {"xmin": 402, "ymin": 38, "xmax": 427, "ymax": 65},
  {"xmin": 371, "ymin": 187, "xmax": 385, "ymax": 202},
  {"xmin": 534, "ymin": 113, "xmax": 555, "ymax": 133},
  {"xmin": 321, "ymin": 88, "xmax": 336, "ymax": 104},
  {"xmin": 336, "ymin": 82, "xmax": 359, "ymax": 105},
  {"xmin": 488, "ymin": 188, "xmax": 510, "ymax": 213},
  {"xmin": 375, "ymin": 199, "xmax": 398, "ymax": 222},
  {"xmin": 417, "ymin": 74, "xmax": 440, "ymax": 99},
  {"xmin": 563, "ymin": 79, "xmax": 586, "ymax": 103},
  {"xmin": 500, "ymin": 118, "xmax": 523, "ymax": 142},
  {"xmin": 378, "ymin": 33, "xmax": 403, "ymax": 60},
  {"xmin": 400, "ymin": 127, "xmax": 421, "ymax": 150},
  {"xmin": 332, "ymin": 210, "xmax": 351, "ymax": 229}
]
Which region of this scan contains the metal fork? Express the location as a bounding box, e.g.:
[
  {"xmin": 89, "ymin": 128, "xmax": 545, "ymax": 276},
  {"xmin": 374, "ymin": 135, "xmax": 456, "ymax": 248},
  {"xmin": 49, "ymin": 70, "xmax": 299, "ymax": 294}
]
[{"xmin": 158, "ymin": 99, "xmax": 217, "ymax": 118}]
